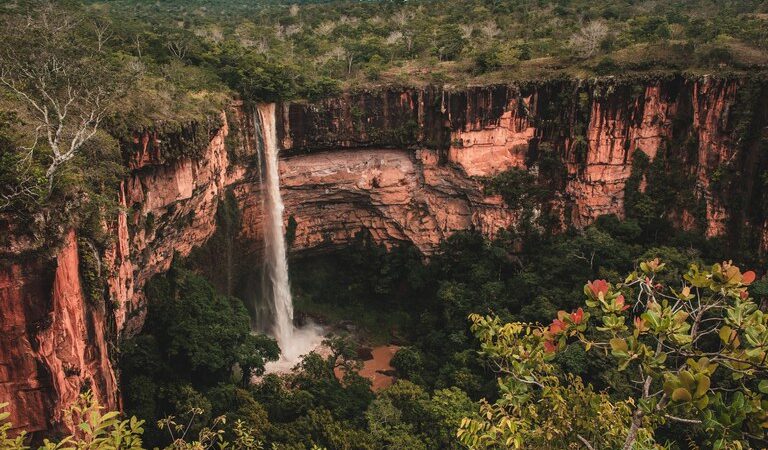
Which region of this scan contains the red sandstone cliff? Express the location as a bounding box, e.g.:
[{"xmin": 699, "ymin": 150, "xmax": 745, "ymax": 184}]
[
  {"xmin": 108, "ymin": 110, "xmax": 246, "ymax": 334},
  {"xmin": 270, "ymin": 77, "xmax": 761, "ymax": 254},
  {"xmin": 442, "ymin": 79, "xmax": 742, "ymax": 232},
  {"xmin": 0, "ymin": 231, "xmax": 118, "ymax": 435},
  {"xmin": 0, "ymin": 109, "xmax": 245, "ymax": 436},
  {"xmin": 236, "ymin": 147, "xmax": 514, "ymax": 254},
  {"xmin": 2, "ymin": 75, "xmax": 765, "ymax": 438}
]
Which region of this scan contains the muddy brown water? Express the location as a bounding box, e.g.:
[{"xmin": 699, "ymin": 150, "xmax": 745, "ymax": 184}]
[{"xmin": 335, "ymin": 345, "xmax": 400, "ymax": 391}]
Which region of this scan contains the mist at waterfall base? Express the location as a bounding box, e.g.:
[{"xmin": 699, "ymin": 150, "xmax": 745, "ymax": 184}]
[{"xmin": 255, "ymin": 103, "xmax": 324, "ymax": 373}]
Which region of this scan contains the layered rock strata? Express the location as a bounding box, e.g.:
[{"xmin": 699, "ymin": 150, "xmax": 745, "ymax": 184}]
[
  {"xmin": 236, "ymin": 148, "xmax": 514, "ymax": 254},
  {"xmin": 1, "ymin": 110, "xmax": 248, "ymax": 436},
  {"xmin": 2, "ymin": 75, "xmax": 767, "ymax": 438},
  {"xmin": 277, "ymin": 77, "xmax": 767, "ymax": 246}
]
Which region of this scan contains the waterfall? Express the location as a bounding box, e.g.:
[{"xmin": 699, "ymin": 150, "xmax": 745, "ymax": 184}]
[
  {"xmin": 255, "ymin": 103, "xmax": 323, "ymax": 370},
  {"xmin": 258, "ymin": 103, "xmax": 295, "ymax": 349}
]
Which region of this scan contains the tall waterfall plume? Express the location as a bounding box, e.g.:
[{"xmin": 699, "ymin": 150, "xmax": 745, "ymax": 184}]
[
  {"xmin": 255, "ymin": 103, "xmax": 323, "ymax": 371},
  {"xmin": 258, "ymin": 103, "xmax": 294, "ymax": 348}
]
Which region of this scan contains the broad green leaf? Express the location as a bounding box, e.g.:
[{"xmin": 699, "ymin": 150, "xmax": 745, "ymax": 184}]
[
  {"xmin": 610, "ymin": 338, "xmax": 628, "ymax": 352},
  {"xmin": 79, "ymin": 422, "xmax": 92, "ymax": 434},
  {"xmin": 694, "ymin": 375, "xmax": 710, "ymax": 398},
  {"xmin": 672, "ymin": 387, "xmax": 692, "ymax": 402}
]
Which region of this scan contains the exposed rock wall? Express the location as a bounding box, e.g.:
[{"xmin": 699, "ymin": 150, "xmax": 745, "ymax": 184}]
[
  {"xmin": 277, "ymin": 76, "xmax": 767, "ymax": 252},
  {"xmin": 277, "ymin": 88, "xmax": 450, "ymax": 153},
  {"xmin": 0, "ymin": 231, "xmax": 118, "ymax": 436},
  {"xmin": 3, "ymin": 75, "xmax": 767, "ymax": 438},
  {"xmin": 110, "ymin": 110, "xmax": 249, "ymax": 334},
  {"xmin": 0, "ymin": 109, "xmax": 251, "ymax": 437},
  {"xmin": 236, "ymin": 148, "xmax": 514, "ymax": 254}
]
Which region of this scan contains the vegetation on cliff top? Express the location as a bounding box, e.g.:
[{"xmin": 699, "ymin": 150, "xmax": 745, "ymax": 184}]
[
  {"xmin": 81, "ymin": 0, "xmax": 768, "ymax": 96},
  {"xmin": 2, "ymin": 0, "xmax": 768, "ymax": 231}
]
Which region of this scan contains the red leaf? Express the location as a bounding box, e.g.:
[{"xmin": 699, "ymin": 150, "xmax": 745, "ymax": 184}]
[
  {"xmin": 588, "ymin": 279, "xmax": 609, "ymax": 297},
  {"xmin": 549, "ymin": 319, "xmax": 566, "ymax": 334},
  {"xmin": 571, "ymin": 308, "xmax": 584, "ymax": 324}
]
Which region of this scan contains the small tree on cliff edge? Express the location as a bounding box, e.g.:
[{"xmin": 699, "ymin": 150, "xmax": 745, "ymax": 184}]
[
  {"xmin": 458, "ymin": 259, "xmax": 768, "ymax": 449},
  {"xmin": 0, "ymin": 2, "xmax": 128, "ymax": 198}
]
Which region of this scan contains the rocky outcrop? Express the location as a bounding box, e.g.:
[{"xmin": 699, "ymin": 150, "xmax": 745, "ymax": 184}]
[
  {"xmin": 277, "ymin": 88, "xmax": 449, "ymax": 153},
  {"xmin": 0, "ymin": 231, "xmax": 118, "ymax": 436},
  {"xmin": 109, "ymin": 110, "xmax": 249, "ymax": 335},
  {"xmin": 0, "ymin": 109, "xmax": 250, "ymax": 437},
  {"xmin": 447, "ymin": 94, "xmax": 535, "ymax": 177},
  {"xmin": 236, "ymin": 148, "xmax": 514, "ymax": 254},
  {"xmin": 124, "ymin": 119, "xmax": 222, "ymax": 170},
  {"xmin": 277, "ymin": 76, "xmax": 768, "ymax": 252}
]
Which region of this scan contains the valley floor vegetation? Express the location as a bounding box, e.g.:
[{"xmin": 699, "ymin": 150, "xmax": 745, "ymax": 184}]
[{"xmin": 4, "ymin": 204, "xmax": 768, "ymax": 449}]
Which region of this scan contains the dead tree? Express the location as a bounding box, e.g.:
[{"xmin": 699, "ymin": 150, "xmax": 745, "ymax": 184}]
[
  {"xmin": 569, "ymin": 20, "xmax": 609, "ymax": 59},
  {"xmin": 0, "ymin": 5, "xmax": 121, "ymax": 194}
]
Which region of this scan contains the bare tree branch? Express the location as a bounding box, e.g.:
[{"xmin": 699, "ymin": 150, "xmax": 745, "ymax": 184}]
[
  {"xmin": 167, "ymin": 40, "xmax": 188, "ymax": 60},
  {"xmin": 92, "ymin": 18, "xmax": 113, "ymax": 53},
  {"xmin": 577, "ymin": 434, "xmax": 596, "ymax": 450},
  {"xmin": 664, "ymin": 414, "xmax": 703, "ymax": 425},
  {"xmin": 569, "ymin": 20, "xmax": 609, "ymax": 59},
  {"xmin": 0, "ymin": 5, "xmax": 121, "ymax": 195}
]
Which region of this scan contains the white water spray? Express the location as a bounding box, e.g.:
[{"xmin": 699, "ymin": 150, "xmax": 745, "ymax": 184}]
[{"xmin": 256, "ymin": 104, "xmax": 323, "ymax": 371}]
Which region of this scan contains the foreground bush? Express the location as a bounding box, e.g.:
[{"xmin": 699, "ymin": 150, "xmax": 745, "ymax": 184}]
[
  {"xmin": 1, "ymin": 393, "xmax": 144, "ymax": 450},
  {"xmin": 459, "ymin": 259, "xmax": 768, "ymax": 449},
  {"xmin": 1, "ymin": 393, "xmax": 266, "ymax": 450}
]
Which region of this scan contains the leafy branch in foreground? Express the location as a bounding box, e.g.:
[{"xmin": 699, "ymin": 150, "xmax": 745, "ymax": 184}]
[
  {"xmin": 1, "ymin": 393, "xmax": 264, "ymax": 450},
  {"xmin": 459, "ymin": 259, "xmax": 768, "ymax": 449},
  {"xmin": 158, "ymin": 408, "xmax": 263, "ymax": 450},
  {"xmin": 1, "ymin": 392, "xmax": 145, "ymax": 450}
]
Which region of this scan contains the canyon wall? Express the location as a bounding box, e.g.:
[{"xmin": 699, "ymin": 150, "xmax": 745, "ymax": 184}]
[
  {"xmin": 236, "ymin": 147, "xmax": 514, "ymax": 255},
  {"xmin": 0, "ymin": 231, "xmax": 118, "ymax": 436},
  {"xmin": 110, "ymin": 110, "xmax": 249, "ymax": 335},
  {"xmin": 2, "ymin": 74, "xmax": 766, "ymax": 437},
  {"xmin": 0, "ymin": 108, "xmax": 253, "ymax": 437},
  {"xmin": 275, "ymin": 76, "xmax": 768, "ymax": 253}
]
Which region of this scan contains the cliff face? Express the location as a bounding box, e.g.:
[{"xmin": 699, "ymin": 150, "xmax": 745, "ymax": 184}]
[
  {"xmin": 0, "ymin": 109, "xmax": 251, "ymax": 437},
  {"xmin": 236, "ymin": 148, "xmax": 513, "ymax": 254},
  {"xmin": 109, "ymin": 110, "xmax": 251, "ymax": 334},
  {"xmin": 2, "ymin": 75, "xmax": 766, "ymax": 437},
  {"xmin": 0, "ymin": 231, "xmax": 118, "ymax": 435},
  {"xmin": 275, "ymin": 76, "xmax": 768, "ymax": 253}
]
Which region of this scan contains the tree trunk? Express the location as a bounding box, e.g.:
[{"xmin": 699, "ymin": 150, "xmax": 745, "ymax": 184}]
[{"xmin": 46, "ymin": 161, "xmax": 59, "ymax": 193}]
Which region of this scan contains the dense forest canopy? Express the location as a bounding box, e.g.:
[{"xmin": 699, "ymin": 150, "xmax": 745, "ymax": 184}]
[
  {"xmin": 5, "ymin": 0, "xmax": 768, "ymax": 107},
  {"xmin": 82, "ymin": 0, "xmax": 768, "ymax": 95}
]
